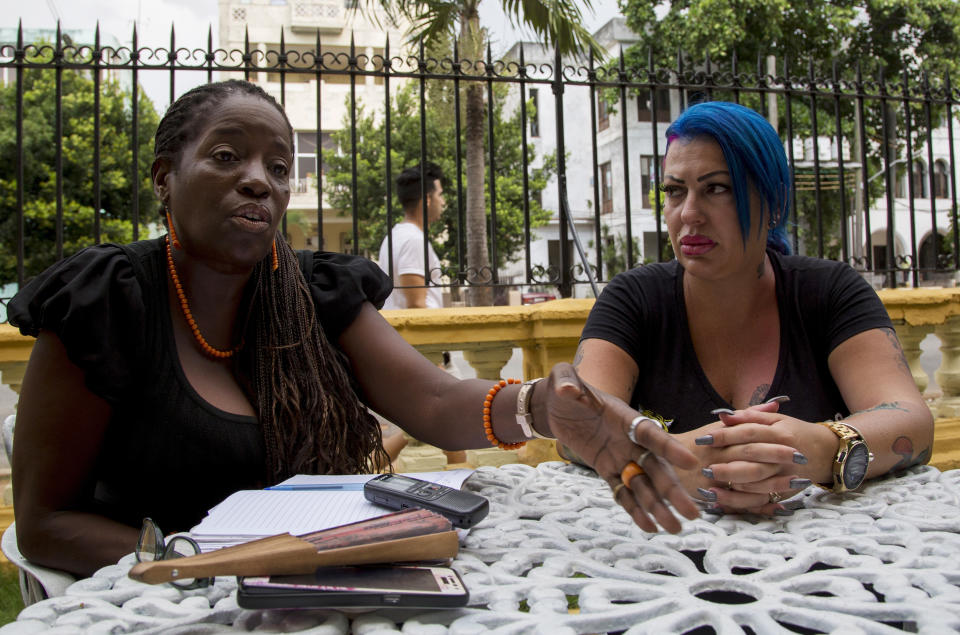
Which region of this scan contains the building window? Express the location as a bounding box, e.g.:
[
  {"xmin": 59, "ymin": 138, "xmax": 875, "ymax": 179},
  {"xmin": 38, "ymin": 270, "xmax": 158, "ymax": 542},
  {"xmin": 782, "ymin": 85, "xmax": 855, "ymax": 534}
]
[
  {"xmin": 529, "ymin": 88, "xmax": 540, "ymax": 138},
  {"xmin": 600, "ymin": 162, "xmax": 612, "ymax": 214},
  {"xmin": 232, "ymin": 7, "xmax": 247, "ymax": 21},
  {"xmin": 548, "ymin": 239, "xmax": 572, "ymax": 282},
  {"xmin": 894, "ymin": 165, "xmax": 906, "ymax": 199},
  {"xmin": 935, "ymin": 160, "xmax": 950, "ymax": 199},
  {"xmin": 637, "ymin": 88, "xmax": 670, "ymax": 122},
  {"xmin": 294, "ymin": 131, "xmax": 333, "ymax": 193},
  {"xmin": 912, "ymin": 160, "xmax": 928, "ymax": 198},
  {"xmin": 597, "ymin": 96, "xmax": 609, "ymax": 131},
  {"xmin": 640, "ymin": 155, "xmax": 653, "ymax": 209}
]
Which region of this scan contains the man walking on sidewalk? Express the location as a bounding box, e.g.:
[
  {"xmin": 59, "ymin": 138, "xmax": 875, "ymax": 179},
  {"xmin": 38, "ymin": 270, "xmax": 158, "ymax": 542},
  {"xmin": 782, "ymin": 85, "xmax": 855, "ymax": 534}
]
[{"xmin": 378, "ymin": 162, "xmax": 445, "ymax": 309}]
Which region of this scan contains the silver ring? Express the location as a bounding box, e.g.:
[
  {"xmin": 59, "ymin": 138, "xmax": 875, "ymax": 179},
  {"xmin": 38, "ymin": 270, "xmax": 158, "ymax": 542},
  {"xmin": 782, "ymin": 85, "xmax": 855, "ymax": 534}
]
[
  {"xmin": 637, "ymin": 450, "xmax": 652, "ymax": 467},
  {"xmin": 627, "ymin": 416, "xmax": 650, "ymax": 444}
]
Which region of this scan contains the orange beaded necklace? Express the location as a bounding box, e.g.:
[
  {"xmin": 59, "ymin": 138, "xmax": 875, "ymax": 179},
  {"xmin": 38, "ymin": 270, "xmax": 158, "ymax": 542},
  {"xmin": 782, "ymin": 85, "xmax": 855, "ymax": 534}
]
[{"xmin": 165, "ymin": 236, "xmax": 242, "ymax": 360}]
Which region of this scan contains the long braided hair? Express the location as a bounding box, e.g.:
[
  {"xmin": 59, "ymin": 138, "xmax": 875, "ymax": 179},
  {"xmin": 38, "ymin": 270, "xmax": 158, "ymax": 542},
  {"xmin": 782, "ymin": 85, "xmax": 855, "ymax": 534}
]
[{"xmin": 154, "ymin": 79, "xmax": 389, "ymax": 481}]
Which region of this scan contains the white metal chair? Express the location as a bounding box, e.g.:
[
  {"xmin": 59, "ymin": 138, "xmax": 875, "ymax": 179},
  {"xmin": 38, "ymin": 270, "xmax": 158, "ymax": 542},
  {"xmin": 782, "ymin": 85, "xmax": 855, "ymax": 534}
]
[{"xmin": 1, "ymin": 414, "xmax": 77, "ymax": 606}]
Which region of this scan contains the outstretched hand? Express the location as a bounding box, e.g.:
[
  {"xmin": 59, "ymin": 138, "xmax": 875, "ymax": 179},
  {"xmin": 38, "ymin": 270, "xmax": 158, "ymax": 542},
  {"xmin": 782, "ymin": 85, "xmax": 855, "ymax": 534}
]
[{"xmin": 540, "ymin": 363, "xmax": 700, "ymax": 533}]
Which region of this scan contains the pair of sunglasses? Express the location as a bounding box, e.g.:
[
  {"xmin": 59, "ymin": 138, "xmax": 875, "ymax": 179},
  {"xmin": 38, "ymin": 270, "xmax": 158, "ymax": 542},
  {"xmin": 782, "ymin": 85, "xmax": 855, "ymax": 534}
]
[{"xmin": 134, "ymin": 517, "xmax": 211, "ymax": 589}]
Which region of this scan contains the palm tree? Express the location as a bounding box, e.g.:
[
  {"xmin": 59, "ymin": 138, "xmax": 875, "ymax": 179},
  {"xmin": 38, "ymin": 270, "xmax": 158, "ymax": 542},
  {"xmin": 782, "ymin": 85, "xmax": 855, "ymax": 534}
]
[{"xmin": 369, "ymin": 0, "xmax": 602, "ymax": 305}]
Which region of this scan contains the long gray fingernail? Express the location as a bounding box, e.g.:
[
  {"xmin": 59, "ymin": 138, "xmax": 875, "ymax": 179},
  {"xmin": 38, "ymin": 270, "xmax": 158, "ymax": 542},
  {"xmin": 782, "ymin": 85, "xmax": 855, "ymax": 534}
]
[
  {"xmin": 774, "ymin": 508, "xmax": 794, "ymax": 517},
  {"xmin": 765, "ymin": 395, "xmax": 790, "ymax": 404},
  {"xmin": 789, "ymin": 478, "xmax": 812, "ymax": 489},
  {"xmin": 702, "ymin": 505, "xmax": 724, "ymax": 515},
  {"xmin": 793, "ymin": 452, "xmax": 808, "ymax": 464},
  {"xmin": 696, "ymin": 487, "xmax": 718, "ymax": 501},
  {"xmin": 710, "ymin": 408, "xmax": 735, "ymax": 416},
  {"xmin": 695, "ymin": 435, "xmax": 714, "ymax": 446},
  {"xmin": 701, "ymin": 467, "xmax": 715, "ymax": 479},
  {"xmin": 782, "ymin": 500, "xmax": 805, "ymax": 510}
]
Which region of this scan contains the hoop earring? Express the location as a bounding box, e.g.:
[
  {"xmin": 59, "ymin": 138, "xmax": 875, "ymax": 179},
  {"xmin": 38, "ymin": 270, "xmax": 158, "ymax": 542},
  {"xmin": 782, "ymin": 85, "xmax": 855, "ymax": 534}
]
[
  {"xmin": 166, "ymin": 210, "xmax": 182, "ymax": 250},
  {"xmin": 272, "ymin": 240, "xmax": 279, "ymax": 272}
]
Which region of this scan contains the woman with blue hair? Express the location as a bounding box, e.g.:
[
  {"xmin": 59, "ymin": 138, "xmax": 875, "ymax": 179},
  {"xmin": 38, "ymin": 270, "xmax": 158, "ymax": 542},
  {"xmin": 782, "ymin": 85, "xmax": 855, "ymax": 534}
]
[{"xmin": 575, "ymin": 101, "xmax": 933, "ymax": 515}]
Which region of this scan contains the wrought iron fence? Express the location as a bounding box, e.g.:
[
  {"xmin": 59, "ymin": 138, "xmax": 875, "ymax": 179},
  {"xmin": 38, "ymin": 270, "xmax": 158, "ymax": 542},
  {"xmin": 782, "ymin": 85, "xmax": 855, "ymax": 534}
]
[{"xmin": 2, "ymin": 22, "xmax": 960, "ymax": 319}]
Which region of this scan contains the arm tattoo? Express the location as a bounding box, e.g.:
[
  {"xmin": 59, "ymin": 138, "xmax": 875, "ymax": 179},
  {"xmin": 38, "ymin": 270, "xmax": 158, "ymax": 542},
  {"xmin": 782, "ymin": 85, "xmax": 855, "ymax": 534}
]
[
  {"xmin": 572, "ymin": 344, "xmax": 584, "ymax": 368},
  {"xmin": 748, "ymin": 384, "xmax": 771, "ymax": 405},
  {"xmin": 883, "ymin": 328, "xmax": 912, "ymax": 379},
  {"xmin": 852, "ymin": 401, "xmax": 909, "ymax": 415},
  {"xmin": 890, "ymin": 435, "xmax": 931, "ymax": 471}
]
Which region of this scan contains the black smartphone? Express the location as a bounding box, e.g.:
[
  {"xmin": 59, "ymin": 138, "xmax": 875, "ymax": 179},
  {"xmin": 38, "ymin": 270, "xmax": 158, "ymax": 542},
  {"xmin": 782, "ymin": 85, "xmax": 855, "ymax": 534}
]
[
  {"xmin": 236, "ymin": 565, "xmax": 469, "ymax": 609},
  {"xmin": 363, "ymin": 473, "xmax": 489, "ymax": 529}
]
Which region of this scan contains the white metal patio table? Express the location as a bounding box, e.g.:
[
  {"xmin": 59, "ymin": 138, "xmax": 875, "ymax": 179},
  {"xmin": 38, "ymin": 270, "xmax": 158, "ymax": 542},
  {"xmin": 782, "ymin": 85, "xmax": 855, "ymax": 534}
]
[{"xmin": 2, "ymin": 462, "xmax": 959, "ymax": 634}]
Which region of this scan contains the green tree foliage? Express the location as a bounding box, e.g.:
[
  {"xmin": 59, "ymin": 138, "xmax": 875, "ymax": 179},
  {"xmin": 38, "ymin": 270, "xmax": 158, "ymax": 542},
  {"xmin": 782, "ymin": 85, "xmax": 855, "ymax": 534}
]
[
  {"xmin": 322, "ymin": 77, "xmax": 555, "ymax": 275},
  {"xmin": 619, "ymin": 0, "xmax": 960, "ymax": 79},
  {"xmin": 615, "ymin": 0, "xmax": 960, "ymax": 265},
  {"xmin": 0, "ymin": 47, "xmax": 159, "ymax": 284}
]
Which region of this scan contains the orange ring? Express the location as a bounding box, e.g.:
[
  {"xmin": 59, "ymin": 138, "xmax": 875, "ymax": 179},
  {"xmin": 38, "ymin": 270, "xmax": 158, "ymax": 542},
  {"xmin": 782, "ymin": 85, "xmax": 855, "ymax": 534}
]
[{"xmin": 620, "ymin": 461, "xmax": 645, "ymax": 489}]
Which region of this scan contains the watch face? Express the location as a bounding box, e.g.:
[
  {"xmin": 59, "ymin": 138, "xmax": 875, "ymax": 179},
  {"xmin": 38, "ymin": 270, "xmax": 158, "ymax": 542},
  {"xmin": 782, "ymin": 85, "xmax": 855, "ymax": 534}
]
[{"xmin": 843, "ymin": 443, "xmax": 870, "ymax": 490}]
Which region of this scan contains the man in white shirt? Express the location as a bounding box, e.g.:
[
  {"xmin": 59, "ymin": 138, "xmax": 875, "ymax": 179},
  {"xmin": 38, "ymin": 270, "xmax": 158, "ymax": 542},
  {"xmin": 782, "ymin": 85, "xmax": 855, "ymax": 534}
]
[{"xmin": 378, "ymin": 163, "xmax": 446, "ymax": 309}]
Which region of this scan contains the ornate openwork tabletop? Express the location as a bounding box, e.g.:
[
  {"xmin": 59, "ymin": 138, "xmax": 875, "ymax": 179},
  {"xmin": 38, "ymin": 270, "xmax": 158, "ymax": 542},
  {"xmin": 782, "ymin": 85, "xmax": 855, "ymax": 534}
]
[{"xmin": 3, "ymin": 463, "xmax": 959, "ymax": 634}]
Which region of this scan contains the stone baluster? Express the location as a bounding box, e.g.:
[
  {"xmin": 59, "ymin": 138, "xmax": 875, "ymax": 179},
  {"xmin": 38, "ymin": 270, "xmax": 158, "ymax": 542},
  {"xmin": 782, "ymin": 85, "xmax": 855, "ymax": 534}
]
[
  {"xmin": 463, "ymin": 345, "xmax": 514, "ymax": 381},
  {"xmin": 0, "ymin": 361, "xmax": 27, "ymax": 398},
  {"xmin": 893, "ymin": 322, "xmax": 934, "ymax": 395},
  {"xmin": 935, "ymin": 316, "xmax": 960, "ymax": 417}
]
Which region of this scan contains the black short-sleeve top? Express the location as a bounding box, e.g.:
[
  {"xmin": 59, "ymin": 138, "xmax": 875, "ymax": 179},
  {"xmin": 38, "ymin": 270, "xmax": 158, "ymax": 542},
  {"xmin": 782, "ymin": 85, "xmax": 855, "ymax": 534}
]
[
  {"xmin": 8, "ymin": 238, "xmax": 392, "ymax": 531},
  {"xmin": 580, "ymin": 250, "xmax": 893, "ymax": 434}
]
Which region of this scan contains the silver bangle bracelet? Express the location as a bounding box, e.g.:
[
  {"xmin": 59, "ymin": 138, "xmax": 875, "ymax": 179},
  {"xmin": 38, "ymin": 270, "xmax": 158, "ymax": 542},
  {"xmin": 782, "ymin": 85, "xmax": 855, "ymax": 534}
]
[{"xmin": 516, "ymin": 378, "xmax": 553, "ymax": 439}]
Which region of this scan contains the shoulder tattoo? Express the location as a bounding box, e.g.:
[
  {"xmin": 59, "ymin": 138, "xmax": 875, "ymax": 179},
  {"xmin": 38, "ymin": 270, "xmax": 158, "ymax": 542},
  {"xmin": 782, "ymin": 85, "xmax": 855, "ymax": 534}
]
[
  {"xmin": 573, "ymin": 344, "xmax": 585, "ymax": 368},
  {"xmin": 883, "ymin": 328, "xmax": 912, "ymax": 379}
]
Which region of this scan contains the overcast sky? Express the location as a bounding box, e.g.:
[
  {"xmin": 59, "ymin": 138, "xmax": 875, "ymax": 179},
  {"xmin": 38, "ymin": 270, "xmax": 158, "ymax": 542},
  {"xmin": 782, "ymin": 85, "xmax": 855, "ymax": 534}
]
[{"xmin": 4, "ymin": 0, "xmax": 622, "ymax": 107}]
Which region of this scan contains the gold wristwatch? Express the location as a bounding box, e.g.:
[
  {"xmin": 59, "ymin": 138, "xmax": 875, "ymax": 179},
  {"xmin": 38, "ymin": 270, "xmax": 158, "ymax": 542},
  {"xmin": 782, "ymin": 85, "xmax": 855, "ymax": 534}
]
[{"xmin": 817, "ymin": 421, "xmax": 873, "ymax": 492}]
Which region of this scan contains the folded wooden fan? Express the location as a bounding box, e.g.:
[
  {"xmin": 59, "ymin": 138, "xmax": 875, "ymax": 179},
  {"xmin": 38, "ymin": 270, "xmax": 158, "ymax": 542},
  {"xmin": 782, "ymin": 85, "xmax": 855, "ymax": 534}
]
[{"xmin": 128, "ymin": 508, "xmax": 457, "ymax": 585}]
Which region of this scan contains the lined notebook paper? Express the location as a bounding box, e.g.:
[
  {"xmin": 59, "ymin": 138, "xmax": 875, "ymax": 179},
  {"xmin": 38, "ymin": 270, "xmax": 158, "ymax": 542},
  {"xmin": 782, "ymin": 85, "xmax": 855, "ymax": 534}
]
[{"xmin": 190, "ymin": 470, "xmax": 473, "ymax": 551}]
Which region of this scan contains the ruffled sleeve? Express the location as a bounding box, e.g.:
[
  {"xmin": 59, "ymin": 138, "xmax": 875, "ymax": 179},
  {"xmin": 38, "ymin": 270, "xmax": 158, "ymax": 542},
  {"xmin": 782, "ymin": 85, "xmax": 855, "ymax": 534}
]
[
  {"xmin": 7, "ymin": 244, "xmax": 146, "ymax": 404},
  {"xmin": 300, "ymin": 251, "xmax": 392, "ymax": 342}
]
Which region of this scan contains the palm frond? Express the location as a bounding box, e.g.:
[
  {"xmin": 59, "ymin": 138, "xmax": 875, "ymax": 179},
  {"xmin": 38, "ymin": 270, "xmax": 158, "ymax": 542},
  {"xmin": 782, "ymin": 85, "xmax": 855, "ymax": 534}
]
[
  {"xmin": 361, "ymin": 0, "xmax": 462, "ymax": 46},
  {"xmin": 500, "ymin": 0, "xmax": 605, "ymax": 58}
]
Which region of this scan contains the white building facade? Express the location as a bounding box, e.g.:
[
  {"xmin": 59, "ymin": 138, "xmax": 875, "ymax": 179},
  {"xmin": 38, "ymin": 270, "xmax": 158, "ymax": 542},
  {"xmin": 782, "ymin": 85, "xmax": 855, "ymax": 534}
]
[
  {"xmin": 499, "ymin": 19, "xmax": 683, "ymax": 298},
  {"xmin": 501, "ymin": 17, "xmax": 960, "ymax": 296},
  {"xmin": 218, "ymin": 0, "xmax": 411, "ymax": 253}
]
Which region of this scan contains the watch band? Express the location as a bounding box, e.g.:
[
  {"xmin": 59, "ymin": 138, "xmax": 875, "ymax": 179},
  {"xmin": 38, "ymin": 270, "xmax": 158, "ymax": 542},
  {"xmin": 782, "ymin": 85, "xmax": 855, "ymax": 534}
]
[
  {"xmin": 817, "ymin": 420, "xmax": 872, "ymax": 493},
  {"xmin": 516, "ymin": 378, "xmax": 552, "ymax": 439}
]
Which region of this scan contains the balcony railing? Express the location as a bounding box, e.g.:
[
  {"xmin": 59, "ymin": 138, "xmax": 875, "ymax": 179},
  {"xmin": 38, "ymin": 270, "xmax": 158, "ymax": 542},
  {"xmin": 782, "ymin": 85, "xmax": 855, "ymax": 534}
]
[
  {"xmin": 1, "ymin": 297, "xmax": 958, "ymax": 472},
  {"xmin": 3, "ymin": 26, "xmax": 960, "ymax": 312}
]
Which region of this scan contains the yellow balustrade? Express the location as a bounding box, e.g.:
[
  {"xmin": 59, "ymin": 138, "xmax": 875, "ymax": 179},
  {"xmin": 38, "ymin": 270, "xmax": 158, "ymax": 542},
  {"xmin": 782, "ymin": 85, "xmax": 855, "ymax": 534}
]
[{"xmin": 1, "ymin": 293, "xmax": 959, "ymax": 471}]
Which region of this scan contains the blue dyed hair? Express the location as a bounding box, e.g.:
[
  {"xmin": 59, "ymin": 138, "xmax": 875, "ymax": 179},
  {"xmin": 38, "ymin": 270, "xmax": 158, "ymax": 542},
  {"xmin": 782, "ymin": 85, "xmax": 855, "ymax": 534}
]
[{"xmin": 664, "ymin": 102, "xmax": 791, "ymax": 254}]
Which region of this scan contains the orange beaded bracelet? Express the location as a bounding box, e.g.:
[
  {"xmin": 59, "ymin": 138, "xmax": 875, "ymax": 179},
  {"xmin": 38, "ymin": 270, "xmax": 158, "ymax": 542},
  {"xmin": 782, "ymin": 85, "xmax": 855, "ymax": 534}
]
[{"xmin": 483, "ymin": 379, "xmax": 526, "ymax": 451}]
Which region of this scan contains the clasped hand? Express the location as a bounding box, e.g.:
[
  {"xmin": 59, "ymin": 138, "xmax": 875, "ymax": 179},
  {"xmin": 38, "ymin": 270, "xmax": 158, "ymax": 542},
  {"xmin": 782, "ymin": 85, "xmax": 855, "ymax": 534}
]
[
  {"xmin": 541, "ymin": 363, "xmax": 700, "ymax": 533},
  {"xmin": 692, "ymin": 402, "xmax": 815, "ymax": 514}
]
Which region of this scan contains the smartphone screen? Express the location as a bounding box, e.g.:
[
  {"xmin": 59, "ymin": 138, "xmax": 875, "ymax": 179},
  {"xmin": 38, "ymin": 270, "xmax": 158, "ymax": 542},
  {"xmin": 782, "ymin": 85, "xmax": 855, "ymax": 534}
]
[
  {"xmin": 244, "ymin": 566, "xmax": 461, "ymax": 594},
  {"xmin": 237, "ymin": 565, "xmax": 469, "ymax": 609}
]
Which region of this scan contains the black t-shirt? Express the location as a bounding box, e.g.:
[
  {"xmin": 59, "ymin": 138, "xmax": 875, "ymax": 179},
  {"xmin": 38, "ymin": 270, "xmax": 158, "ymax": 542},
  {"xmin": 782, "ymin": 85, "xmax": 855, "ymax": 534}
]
[
  {"xmin": 8, "ymin": 238, "xmax": 392, "ymax": 531},
  {"xmin": 581, "ymin": 250, "xmax": 893, "ymax": 434}
]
